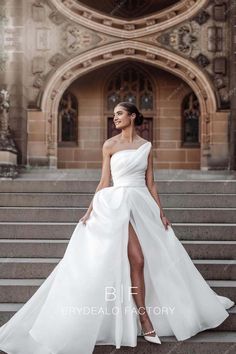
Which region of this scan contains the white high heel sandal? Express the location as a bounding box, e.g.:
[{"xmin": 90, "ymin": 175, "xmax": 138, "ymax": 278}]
[{"xmin": 142, "ymin": 329, "xmax": 161, "ymax": 344}]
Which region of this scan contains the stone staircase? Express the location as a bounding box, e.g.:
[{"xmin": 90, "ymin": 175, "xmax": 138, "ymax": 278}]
[{"xmin": 0, "ymin": 178, "xmax": 235, "ymax": 353}]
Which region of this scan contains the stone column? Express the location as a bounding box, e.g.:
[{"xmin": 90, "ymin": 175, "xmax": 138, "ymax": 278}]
[
  {"xmin": 0, "ymin": 89, "xmax": 18, "ymax": 178},
  {"xmin": 229, "ymin": 0, "xmax": 236, "ymax": 169}
]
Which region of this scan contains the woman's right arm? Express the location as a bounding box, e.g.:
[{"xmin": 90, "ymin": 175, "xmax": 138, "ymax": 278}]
[{"xmin": 79, "ymin": 141, "xmax": 112, "ymax": 224}]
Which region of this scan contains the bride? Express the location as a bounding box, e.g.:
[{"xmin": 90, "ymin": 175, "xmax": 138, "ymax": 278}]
[{"xmin": 0, "ymin": 101, "xmax": 234, "ymax": 354}]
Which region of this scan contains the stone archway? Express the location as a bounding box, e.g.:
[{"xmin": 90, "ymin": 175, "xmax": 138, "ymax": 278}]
[
  {"xmin": 36, "ymin": 41, "xmax": 218, "ymax": 169},
  {"xmin": 49, "ymin": 0, "xmax": 208, "ymax": 38}
]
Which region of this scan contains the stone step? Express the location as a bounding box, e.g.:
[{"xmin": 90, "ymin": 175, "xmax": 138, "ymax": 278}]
[
  {"xmin": 0, "ymin": 193, "xmax": 235, "ymax": 208},
  {"xmin": 94, "ymin": 330, "xmax": 236, "ymax": 353},
  {"xmin": 0, "ymin": 281, "xmax": 235, "ymax": 330},
  {"xmin": 0, "ymin": 258, "xmax": 235, "ymax": 280},
  {"xmin": 0, "ymin": 207, "xmax": 235, "ymax": 223},
  {"xmin": 4, "ymin": 278, "xmax": 236, "ymax": 302},
  {"xmin": 91, "ymin": 330, "xmax": 236, "ymax": 354},
  {"xmin": 0, "ymin": 239, "xmax": 235, "ymax": 260},
  {"xmin": 0, "ymin": 333, "xmax": 235, "ymax": 354},
  {"xmin": 194, "ymin": 260, "xmax": 236, "ymax": 280},
  {"xmin": 181, "ymin": 241, "xmax": 236, "ymax": 260},
  {"xmin": 0, "ymin": 222, "xmax": 235, "ymax": 241},
  {"xmin": 0, "ymin": 180, "xmax": 236, "ymax": 194},
  {"xmin": 0, "ymin": 332, "xmax": 235, "ymax": 354},
  {"xmin": 208, "ymin": 280, "xmax": 236, "ymax": 303},
  {"xmin": 173, "ymin": 223, "xmax": 236, "ymax": 241}
]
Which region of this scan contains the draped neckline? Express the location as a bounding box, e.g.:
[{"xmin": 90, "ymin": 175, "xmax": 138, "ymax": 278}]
[{"xmin": 110, "ymin": 141, "xmax": 150, "ymax": 159}]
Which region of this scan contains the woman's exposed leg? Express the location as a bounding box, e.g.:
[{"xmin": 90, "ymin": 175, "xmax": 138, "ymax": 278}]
[{"xmin": 127, "ymin": 221, "xmax": 155, "ymax": 336}]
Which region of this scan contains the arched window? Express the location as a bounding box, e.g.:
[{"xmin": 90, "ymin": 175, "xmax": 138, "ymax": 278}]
[
  {"xmin": 106, "ymin": 65, "xmax": 154, "ymax": 141},
  {"xmin": 58, "ymin": 91, "xmax": 78, "ymax": 145},
  {"xmin": 182, "ymin": 92, "xmax": 200, "ymax": 146},
  {"xmin": 107, "ymin": 66, "xmax": 153, "ymax": 111}
]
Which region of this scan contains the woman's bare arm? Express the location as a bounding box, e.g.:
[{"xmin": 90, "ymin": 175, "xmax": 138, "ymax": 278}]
[
  {"xmin": 85, "ymin": 141, "xmax": 112, "ymax": 216},
  {"xmin": 145, "ymin": 145, "xmax": 165, "ymax": 217}
]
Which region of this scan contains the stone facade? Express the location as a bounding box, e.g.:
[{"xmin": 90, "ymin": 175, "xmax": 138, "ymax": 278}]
[
  {"xmin": 57, "ymin": 64, "xmax": 202, "ymax": 169},
  {"xmin": 0, "ymin": 0, "xmax": 235, "ymax": 170}
]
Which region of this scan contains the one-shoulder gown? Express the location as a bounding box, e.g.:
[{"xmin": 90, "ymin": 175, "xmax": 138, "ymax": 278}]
[{"xmin": 0, "ymin": 141, "xmax": 234, "ymax": 354}]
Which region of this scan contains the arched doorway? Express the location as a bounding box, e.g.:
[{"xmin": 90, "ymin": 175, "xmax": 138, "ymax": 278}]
[{"xmin": 56, "ymin": 61, "xmax": 201, "ymax": 169}]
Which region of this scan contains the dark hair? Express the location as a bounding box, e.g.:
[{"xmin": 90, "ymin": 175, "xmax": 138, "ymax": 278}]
[{"xmin": 115, "ymin": 102, "xmax": 144, "ymax": 126}]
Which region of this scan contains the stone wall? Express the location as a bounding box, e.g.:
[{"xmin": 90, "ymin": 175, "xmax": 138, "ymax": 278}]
[
  {"xmin": 56, "ymin": 64, "xmax": 200, "ymax": 169},
  {"xmin": 0, "ymin": 0, "xmax": 233, "ymax": 170}
]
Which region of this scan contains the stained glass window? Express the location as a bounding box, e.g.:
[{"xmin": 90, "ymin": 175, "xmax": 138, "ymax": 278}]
[
  {"xmin": 107, "ymin": 92, "xmax": 120, "ymax": 110},
  {"xmin": 58, "ymin": 91, "xmax": 78, "ymax": 143},
  {"xmin": 182, "ymin": 92, "xmax": 200, "ymax": 144},
  {"xmin": 106, "ymin": 66, "xmax": 154, "ymax": 112}
]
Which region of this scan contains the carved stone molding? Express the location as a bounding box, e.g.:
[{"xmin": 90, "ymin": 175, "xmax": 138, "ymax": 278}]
[
  {"xmin": 40, "ymin": 41, "xmax": 217, "ymax": 111},
  {"xmin": 214, "ymin": 74, "xmax": 225, "ymax": 89},
  {"xmin": 48, "ymin": 10, "xmax": 65, "ymax": 25},
  {"xmin": 33, "ymin": 74, "xmax": 44, "ymax": 88},
  {"xmin": 62, "ymin": 70, "xmax": 73, "ymax": 80},
  {"xmin": 49, "ymin": 0, "xmax": 209, "ymax": 38},
  {"xmin": 82, "ymin": 60, "xmax": 92, "ymax": 68},
  {"xmin": 103, "ymin": 52, "xmax": 112, "ymax": 60},
  {"xmin": 32, "ymin": 1, "xmax": 46, "ymax": 22},
  {"xmin": 32, "ymin": 56, "xmax": 45, "ymax": 74},
  {"xmin": 62, "ymin": 24, "xmax": 107, "ymax": 54},
  {"xmin": 24, "ymin": 0, "xmax": 230, "ymax": 112},
  {"xmin": 207, "ymin": 26, "xmax": 223, "ymax": 52},
  {"xmin": 146, "ymin": 52, "xmax": 156, "ymax": 60},
  {"xmin": 124, "ymin": 48, "xmax": 135, "ymax": 55},
  {"xmin": 166, "ymin": 59, "xmax": 177, "ymax": 68},
  {"xmin": 49, "ymin": 53, "xmax": 66, "ymax": 67},
  {"xmin": 37, "ymin": 41, "xmax": 217, "ymax": 161},
  {"xmin": 186, "ymin": 70, "xmax": 196, "ymax": 80},
  {"xmin": 158, "ymin": 23, "xmax": 197, "ymax": 56},
  {"xmin": 195, "ymin": 53, "xmax": 210, "ymax": 68},
  {"xmin": 213, "ymin": 3, "xmax": 227, "ymax": 21},
  {"xmin": 50, "ymin": 89, "xmax": 58, "ymax": 100},
  {"xmin": 193, "ymin": 10, "xmax": 210, "ymax": 25},
  {"xmin": 26, "ymin": 6, "xmax": 120, "ymax": 100},
  {"xmin": 154, "ymin": 0, "xmax": 230, "ymax": 109}
]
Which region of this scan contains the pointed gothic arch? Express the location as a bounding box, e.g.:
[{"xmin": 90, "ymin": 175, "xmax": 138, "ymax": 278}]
[
  {"xmin": 37, "ymin": 41, "xmax": 218, "ymax": 169},
  {"xmin": 50, "ymin": 0, "xmax": 208, "ymax": 37}
]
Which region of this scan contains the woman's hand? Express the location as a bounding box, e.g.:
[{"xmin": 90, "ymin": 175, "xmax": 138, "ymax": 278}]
[
  {"xmin": 79, "ymin": 211, "xmax": 91, "ymax": 225},
  {"xmin": 160, "ymin": 214, "xmax": 172, "ymax": 230}
]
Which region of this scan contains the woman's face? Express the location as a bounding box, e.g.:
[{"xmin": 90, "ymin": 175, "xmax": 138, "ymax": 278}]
[{"xmin": 113, "ymin": 105, "xmax": 135, "ymax": 129}]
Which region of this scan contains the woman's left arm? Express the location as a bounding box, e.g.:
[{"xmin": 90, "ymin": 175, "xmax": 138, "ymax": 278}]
[{"xmin": 145, "ymin": 145, "xmax": 171, "ymax": 229}]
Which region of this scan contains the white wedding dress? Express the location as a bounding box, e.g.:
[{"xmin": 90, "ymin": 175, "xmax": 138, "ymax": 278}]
[{"xmin": 0, "ymin": 141, "xmax": 234, "ymax": 354}]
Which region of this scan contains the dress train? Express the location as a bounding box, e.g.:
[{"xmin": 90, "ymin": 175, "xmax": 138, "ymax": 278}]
[{"xmin": 0, "ymin": 141, "xmax": 234, "ymax": 354}]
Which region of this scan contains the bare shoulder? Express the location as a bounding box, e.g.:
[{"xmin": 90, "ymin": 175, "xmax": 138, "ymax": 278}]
[{"xmin": 102, "ymin": 137, "xmax": 117, "ymax": 156}]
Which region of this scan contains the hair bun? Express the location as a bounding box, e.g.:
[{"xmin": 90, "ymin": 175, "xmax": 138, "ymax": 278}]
[
  {"xmin": 135, "ymin": 112, "xmax": 144, "ymax": 126},
  {"xmin": 115, "ymin": 101, "xmax": 144, "ymax": 126}
]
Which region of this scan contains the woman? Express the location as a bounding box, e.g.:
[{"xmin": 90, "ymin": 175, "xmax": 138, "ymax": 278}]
[
  {"xmin": 80, "ymin": 101, "xmax": 172, "ymax": 344},
  {"xmin": 0, "ymin": 102, "xmax": 234, "ymax": 354}
]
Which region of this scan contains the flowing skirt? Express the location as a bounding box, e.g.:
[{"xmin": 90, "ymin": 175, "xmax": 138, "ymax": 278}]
[{"xmin": 0, "ymin": 185, "xmax": 234, "ymax": 354}]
